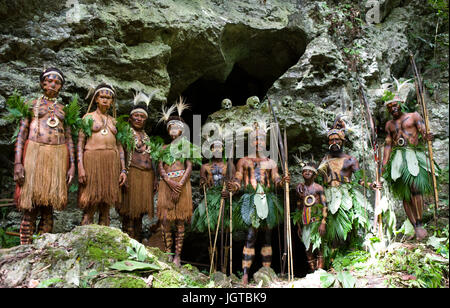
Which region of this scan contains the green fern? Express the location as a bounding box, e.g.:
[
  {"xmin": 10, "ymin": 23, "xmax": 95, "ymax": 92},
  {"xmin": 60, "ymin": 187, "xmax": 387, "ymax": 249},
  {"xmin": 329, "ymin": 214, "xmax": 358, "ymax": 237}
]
[
  {"xmin": 116, "ymin": 115, "xmax": 135, "ymax": 153},
  {"xmin": 3, "ymin": 91, "xmax": 33, "ymax": 143},
  {"xmin": 63, "ymin": 94, "xmax": 82, "ymax": 142},
  {"xmin": 80, "ymin": 115, "xmax": 94, "ymax": 138}
]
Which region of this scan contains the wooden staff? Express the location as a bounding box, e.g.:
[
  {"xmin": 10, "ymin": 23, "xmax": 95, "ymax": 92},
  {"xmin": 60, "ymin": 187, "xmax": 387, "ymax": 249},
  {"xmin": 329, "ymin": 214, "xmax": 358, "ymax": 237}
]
[
  {"xmin": 284, "ymin": 129, "xmax": 294, "ymax": 281},
  {"xmin": 410, "ymin": 53, "xmax": 439, "ymax": 224},
  {"xmin": 357, "ymin": 76, "xmax": 383, "ymax": 238},
  {"xmin": 209, "ymin": 183, "xmax": 226, "ymax": 275},
  {"xmin": 226, "ymin": 156, "xmax": 234, "ymax": 275},
  {"xmin": 203, "ymin": 184, "xmax": 213, "ymax": 262}
]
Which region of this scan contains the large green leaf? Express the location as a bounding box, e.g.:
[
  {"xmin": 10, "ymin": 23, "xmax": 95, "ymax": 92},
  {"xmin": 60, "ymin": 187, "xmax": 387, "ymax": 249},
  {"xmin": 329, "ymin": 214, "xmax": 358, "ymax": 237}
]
[
  {"xmin": 405, "ymin": 148, "xmax": 420, "ymax": 177},
  {"xmin": 340, "ymin": 187, "xmax": 353, "ymax": 211},
  {"xmin": 329, "ymin": 187, "xmax": 342, "ymax": 214},
  {"xmin": 337, "ymin": 271, "xmax": 356, "ymax": 288},
  {"xmin": 391, "ymin": 149, "xmax": 404, "ymax": 181},
  {"xmin": 320, "ymin": 273, "xmax": 336, "ymax": 288},
  {"xmin": 110, "ymin": 260, "xmax": 161, "ymax": 272},
  {"xmin": 302, "ymin": 225, "xmax": 312, "ymax": 249},
  {"xmin": 254, "ymin": 184, "xmax": 268, "ymax": 220}
]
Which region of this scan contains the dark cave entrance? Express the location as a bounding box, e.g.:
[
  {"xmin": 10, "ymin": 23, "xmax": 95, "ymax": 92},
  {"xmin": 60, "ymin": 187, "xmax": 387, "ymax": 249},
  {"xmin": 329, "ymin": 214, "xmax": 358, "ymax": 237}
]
[{"xmin": 180, "ymin": 64, "xmax": 270, "ymax": 128}]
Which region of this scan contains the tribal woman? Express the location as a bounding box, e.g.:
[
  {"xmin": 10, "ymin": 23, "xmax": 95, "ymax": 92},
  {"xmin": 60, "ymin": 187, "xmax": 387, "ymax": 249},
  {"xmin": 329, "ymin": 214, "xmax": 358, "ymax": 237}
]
[
  {"xmin": 77, "ymin": 83, "xmax": 127, "ymax": 226},
  {"xmin": 14, "ymin": 68, "xmax": 75, "ymax": 244},
  {"xmin": 117, "ymin": 91, "xmax": 157, "ymax": 242},
  {"xmin": 157, "ymin": 98, "xmax": 200, "ymax": 267}
]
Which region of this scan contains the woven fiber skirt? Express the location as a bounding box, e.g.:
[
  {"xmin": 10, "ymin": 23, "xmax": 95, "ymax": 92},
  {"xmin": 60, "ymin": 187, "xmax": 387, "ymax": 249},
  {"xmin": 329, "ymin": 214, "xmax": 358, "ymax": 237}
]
[
  {"xmin": 15, "ymin": 140, "xmax": 68, "ymax": 211},
  {"xmin": 78, "ymin": 148, "xmax": 121, "ymax": 209}
]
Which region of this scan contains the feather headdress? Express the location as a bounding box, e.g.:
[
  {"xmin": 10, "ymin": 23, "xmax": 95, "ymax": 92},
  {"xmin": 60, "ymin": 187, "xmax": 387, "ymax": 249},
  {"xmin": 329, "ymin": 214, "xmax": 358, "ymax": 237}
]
[
  {"xmin": 294, "ymin": 151, "xmax": 318, "ymax": 174},
  {"xmin": 384, "ymin": 76, "xmax": 412, "ymax": 106},
  {"xmin": 130, "ymin": 90, "xmax": 157, "ymax": 117}
]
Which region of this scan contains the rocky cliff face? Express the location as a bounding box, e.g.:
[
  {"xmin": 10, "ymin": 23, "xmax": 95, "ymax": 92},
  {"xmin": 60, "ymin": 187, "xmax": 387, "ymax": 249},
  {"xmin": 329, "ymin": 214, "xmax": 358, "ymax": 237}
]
[{"xmin": 0, "ymin": 0, "xmax": 448, "ymax": 233}]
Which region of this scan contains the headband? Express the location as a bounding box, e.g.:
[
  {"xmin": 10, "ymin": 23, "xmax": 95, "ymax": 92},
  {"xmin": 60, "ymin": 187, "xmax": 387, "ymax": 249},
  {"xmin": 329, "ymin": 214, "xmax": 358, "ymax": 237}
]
[
  {"xmin": 167, "ymin": 119, "xmax": 184, "ymax": 129},
  {"xmin": 302, "ymin": 166, "xmax": 318, "ymax": 174},
  {"xmin": 130, "ymin": 108, "xmax": 148, "ymax": 117},
  {"xmin": 42, "ymin": 71, "xmax": 65, "ymax": 83}
]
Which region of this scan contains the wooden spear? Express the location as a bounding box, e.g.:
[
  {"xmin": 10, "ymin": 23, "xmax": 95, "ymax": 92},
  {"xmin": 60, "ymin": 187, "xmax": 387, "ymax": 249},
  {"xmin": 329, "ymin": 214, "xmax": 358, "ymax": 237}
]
[
  {"xmin": 410, "ymin": 53, "xmax": 439, "ymax": 224},
  {"xmin": 284, "ymin": 129, "xmax": 294, "ymax": 281},
  {"xmin": 357, "ymin": 77, "xmax": 383, "ymax": 238},
  {"xmin": 203, "ymin": 184, "xmax": 213, "ymax": 263},
  {"xmin": 209, "ymin": 183, "xmax": 226, "ymax": 275}
]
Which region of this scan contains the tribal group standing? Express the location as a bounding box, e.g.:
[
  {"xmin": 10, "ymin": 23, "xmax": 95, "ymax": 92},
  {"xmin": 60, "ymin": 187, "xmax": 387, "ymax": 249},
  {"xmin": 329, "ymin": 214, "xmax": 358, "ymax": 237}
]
[{"xmin": 9, "ymin": 67, "xmax": 440, "ymax": 285}]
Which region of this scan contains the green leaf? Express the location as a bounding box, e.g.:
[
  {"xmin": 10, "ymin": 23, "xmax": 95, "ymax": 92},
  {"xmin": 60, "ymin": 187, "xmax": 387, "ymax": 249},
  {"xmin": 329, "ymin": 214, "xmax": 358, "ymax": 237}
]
[
  {"xmin": 320, "ymin": 272, "xmax": 336, "ymax": 288},
  {"xmin": 405, "ymin": 148, "xmax": 420, "ymax": 177},
  {"xmin": 109, "ymin": 260, "xmax": 161, "ymax": 272},
  {"xmin": 340, "ymin": 187, "xmax": 353, "ymax": 211},
  {"xmin": 129, "ymin": 239, "xmax": 149, "ymax": 262},
  {"xmin": 396, "ymin": 219, "xmax": 415, "ymax": 237},
  {"xmin": 337, "ymin": 271, "xmax": 356, "ymax": 288},
  {"xmin": 329, "ymin": 187, "xmax": 342, "ymax": 214},
  {"xmin": 37, "ymin": 277, "xmax": 64, "ymax": 288},
  {"xmin": 254, "ymin": 184, "xmax": 268, "ymax": 219},
  {"xmin": 391, "ymin": 149, "xmax": 404, "ymax": 181}
]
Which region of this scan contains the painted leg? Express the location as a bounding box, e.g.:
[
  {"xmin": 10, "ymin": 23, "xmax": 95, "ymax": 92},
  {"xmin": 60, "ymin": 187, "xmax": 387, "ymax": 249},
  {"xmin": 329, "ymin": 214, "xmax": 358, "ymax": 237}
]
[
  {"xmin": 134, "ymin": 215, "xmax": 143, "ymax": 242},
  {"xmin": 242, "ymin": 227, "xmax": 257, "ymax": 285},
  {"xmin": 261, "ymin": 228, "xmax": 272, "ymax": 268},
  {"xmin": 98, "ymin": 203, "xmax": 110, "ymax": 226},
  {"xmin": 305, "ymin": 247, "xmax": 316, "ymax": 272},
  {"xmin": 161, "ymin": 217, "xmax": 173, "ymax": 261},
  {"xmin": 81, "ymin": 206, "xmax": 96, "ymax": 226},
  {"xmin": 411, "ymin": 191, "xmax": 427, "ymax": 241},
  {"xmin": 20, "ymin": 209, "xmax": 37, "ymax": 245},
  {"xmin": 174, "ymin": 221, "xmax": 185, "ymax": 267},
  {"xmin": 317, "ymin": 250, "xmax": 324, "ymax": 269},
  {"xmin": 37, "ymin": 206, "xmax": 53, "ymax": 234}
]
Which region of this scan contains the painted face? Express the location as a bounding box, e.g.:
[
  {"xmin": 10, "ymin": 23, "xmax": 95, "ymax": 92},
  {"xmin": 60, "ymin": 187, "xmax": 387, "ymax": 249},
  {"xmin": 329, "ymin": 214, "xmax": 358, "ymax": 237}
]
[
  {"xmin": 387, "ymin": 101, "xmax": 401, "ymax": 118},
  {"xmin": 302, "ymin": 169, "xmax": 315, "ymax": 181},
  {"xmin": 41, "ymin": 74, "xmax": 63, "ymax": 98},
  {"xmin": 252, "ymin": 135, "xmax": 266, "ymax": 152},
  {"xmin": 328, "ymin": 135, "xmax": 343, "ymax": 152},
  {"xmin": 95, "ymin": 90, "xmax": 114, "ymax": 112},
  {"xmin": 168, "ymin": 124, "xmax": 183, "ymax": 139},
  {"xmin": 130, "ymin": 111, "xmax": 148, "ymax": 130},
  {"xmin": 211, "ymin": 143, "xmax": 223, "ymax": 158}
]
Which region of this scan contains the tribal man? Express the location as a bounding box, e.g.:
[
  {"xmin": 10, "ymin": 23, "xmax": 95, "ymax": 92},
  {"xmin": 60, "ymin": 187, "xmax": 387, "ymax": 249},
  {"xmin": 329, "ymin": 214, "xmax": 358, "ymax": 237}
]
[
  {"xmin": 382, "ymin": 95, "xmax": 434, "ymax": 241},
  {"xmin": 192, "ymin": 136, "xmax": 240, "ymax": 271},
  {"xmin": 157, "ymin": 98, "xmax": 196, "ymax": 267},
  {"xmin": 296, "ymin": 162, "xmax": 328, "ymax": 271},
  {"xmin": 117, "ymin": 92, "xmax": 157, "ymax": 242},
  {"xmin": 228, "ymin": 122, "xmax": 289, "ymax": 285},
  {"xmin": 318, "ymin": 119, "xmax": 380, "ymax": 248},
  {"xmin": 77, "ymin": 83, "xmax": 127, "ymax": 226},
  {"xmin": 14, "ymin": 68, "xmax": 75, "ymax": 245}
]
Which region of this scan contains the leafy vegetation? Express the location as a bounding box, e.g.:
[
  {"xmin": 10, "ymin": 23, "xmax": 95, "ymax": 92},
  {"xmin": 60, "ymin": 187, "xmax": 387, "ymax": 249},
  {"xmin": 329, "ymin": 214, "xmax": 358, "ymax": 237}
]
[
  {"xmin": 2, "ymin": 91, "xmax": 33, "ymax": 143},
  {"xmin": 63, "ymin": 94, "xmax": 83, "ymax": 143}
]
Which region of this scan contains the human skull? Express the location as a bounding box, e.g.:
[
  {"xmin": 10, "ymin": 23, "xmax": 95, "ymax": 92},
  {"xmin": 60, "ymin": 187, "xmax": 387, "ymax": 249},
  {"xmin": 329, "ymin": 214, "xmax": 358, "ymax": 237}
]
[
  {"xmin": 246, "ymin": 96, "xmax": 260, "ymax": 109},
  {"xmin": 282, "ymin": 95, "xmax": 293, "ymax": 107},
  {"xmin": 221, "ymin": 98, "xmax": 232, "ymax": 110}
]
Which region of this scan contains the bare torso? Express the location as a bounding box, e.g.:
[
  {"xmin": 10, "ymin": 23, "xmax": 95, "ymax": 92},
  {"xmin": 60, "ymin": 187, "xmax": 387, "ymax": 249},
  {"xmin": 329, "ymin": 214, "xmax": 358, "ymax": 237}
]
[
  {"xmin": 320, "ymin": 153, "xmax": 359, "ymax": 187},
  {"xmin": 83, "ymin": 111, "xmax": 118, "ymax": 151},
  {"xmin": 27, "ymin": 99, "xmax": 67, "ymax": 145}
]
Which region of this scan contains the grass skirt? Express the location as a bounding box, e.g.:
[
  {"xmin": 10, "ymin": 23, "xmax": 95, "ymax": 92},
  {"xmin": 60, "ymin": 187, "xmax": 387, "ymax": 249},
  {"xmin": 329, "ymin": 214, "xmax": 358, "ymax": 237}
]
[
  {"xmin": 118, "ymin": 167, "xmax": 155, "ymax": 219},
  {"xmin": 16, "ymin": 140, "xmax": 68, "ymax": 211},
  {"xmin": 157, "ymin": 175, "xmax": 192, "ymax": 222},
  {"xmin": 78, "ymin": 149, "xmax": 121, "ymax": 209}
]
